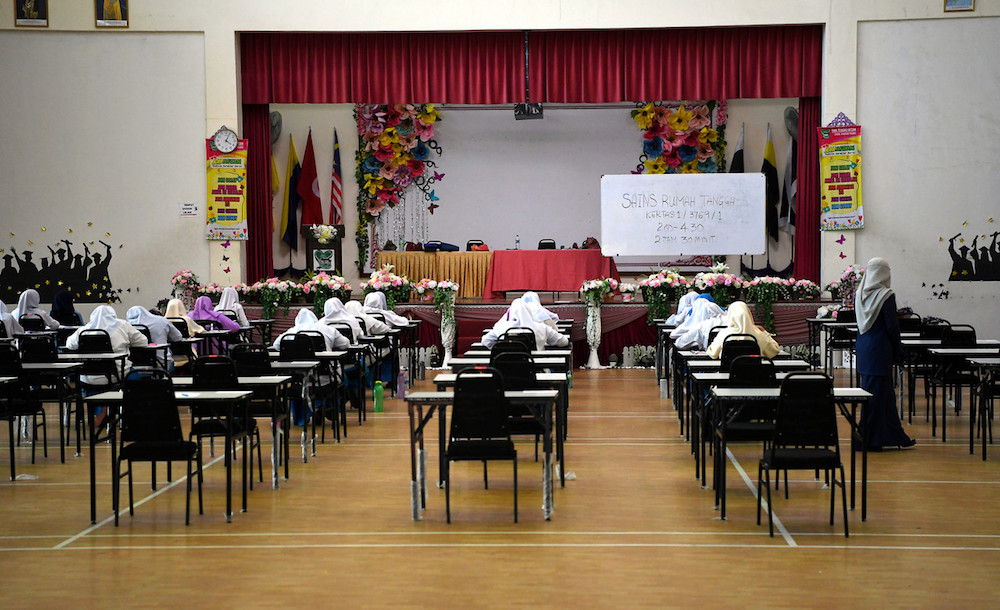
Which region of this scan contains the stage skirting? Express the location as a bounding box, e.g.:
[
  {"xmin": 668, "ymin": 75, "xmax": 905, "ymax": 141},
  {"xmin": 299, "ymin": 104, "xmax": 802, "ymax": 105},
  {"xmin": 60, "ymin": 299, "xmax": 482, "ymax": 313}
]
[
  {"xmin": 375, "ymin": 251, "xmax": 491, "ymax": 299},
  {"xmin": 482, "ymin": 249, "xmax": 619, "ymax": 299}
]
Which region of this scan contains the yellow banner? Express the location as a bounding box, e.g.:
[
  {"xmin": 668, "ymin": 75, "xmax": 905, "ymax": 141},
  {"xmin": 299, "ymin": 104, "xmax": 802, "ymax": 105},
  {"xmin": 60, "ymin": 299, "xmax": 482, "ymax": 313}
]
[
  {"xmin": 818, "ymin": 125, "xmax": 862, "ymax": 230},
  {"xmin": 206, "ymin": 140, "xmax": 249, "ymax": 240}
]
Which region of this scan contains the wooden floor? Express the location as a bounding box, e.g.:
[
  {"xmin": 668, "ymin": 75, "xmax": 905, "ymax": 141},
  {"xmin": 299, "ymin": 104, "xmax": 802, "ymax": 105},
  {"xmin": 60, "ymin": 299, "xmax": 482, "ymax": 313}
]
[{"xmin": 2, "ymin": 368, "xmax": 1000, "ymax": 606}]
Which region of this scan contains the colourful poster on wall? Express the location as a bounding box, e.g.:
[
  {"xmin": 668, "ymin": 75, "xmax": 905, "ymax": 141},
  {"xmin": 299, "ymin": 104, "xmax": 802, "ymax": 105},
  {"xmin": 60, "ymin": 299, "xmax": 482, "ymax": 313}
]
[
  {"xmin": 818, "ymin": 125, "xmax": 862, "ymax": 230},
  {"xmin": 206, "ymin": 140, "xmax": 249, "ymax": 240}
]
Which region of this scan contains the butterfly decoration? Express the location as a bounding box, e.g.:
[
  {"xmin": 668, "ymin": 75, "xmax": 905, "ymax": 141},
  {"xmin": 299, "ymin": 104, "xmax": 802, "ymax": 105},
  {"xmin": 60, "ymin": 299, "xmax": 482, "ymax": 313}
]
[
  {"xmin": 939, "ymin": 237, "xmax": 943, "ymax": 242},
  {"xmin": 89, "ymin": 241, "xmax": 95, "ymax": 245},
  {"xmin": 87, "ymin": 222, "xmax": 93, "ymax": 227},
  {"xmin": 835, "ymin": 234, "xmax": 845, "ymax": 244},
  {"xmin": 432, "ymin": 171, "xmax": 445, "ymax": 181},
  {"xmin": 126, "ymin": 288, "xmax": 131, "ymax": 293},
  {"xmin": 221, "ymin": 240, "xmax": 231, "ymax": 249},
  {"xmin": 27, "ymin": 240, "xmax": 33, "ymax": 246},
  {"xmin": 428, "ymin": 190, "xmax": 439, "ymax": 202},
  {"xmin": 105, "ymin": 232, "xmax": 111, "ymax": 237},
  {"xmin": 427, "ymin": 201, "xmax": 439, "ymax": 214},
  {"xmin": 119, "ymin": 244, "xmax": 124, "ymax": 249},
  {"xmin": 223, "ymin": 267, "xmax": 231, "ymax": 274},
  {"xmin": 990, "ymin": 218, "xmax": 994, "ymax": 223},
  {"xmin": 9, "ymin": 232, "xmax": 14, "ymax": 236},
  {"xmin": 41, "ymin": 226, "xmax": 46, "ymax": 232},
  {"xmin": 67, "ymin": 229, "xmax": 73, "ymax": 233},
  {"xmin": 222, "ymin": 255, "xmax": 230, "ymax": 262},
  {"xmin": 962, "ymin": 221, "xmax": 968, "ymax": 226},
  {"xmin": 136, "ymin": 287, "xmax": 140, "ymax": 293},
  {"xmin": 838, "ymin": 251, "xmax": 846, "ymax": 259}
]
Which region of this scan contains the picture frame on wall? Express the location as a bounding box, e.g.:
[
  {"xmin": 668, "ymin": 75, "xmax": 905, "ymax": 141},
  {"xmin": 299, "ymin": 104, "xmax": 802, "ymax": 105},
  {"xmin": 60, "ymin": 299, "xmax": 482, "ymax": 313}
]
[
  {"xmin": 14, "ymin": 0, "xmax": 48, "ymax": 28},
  {"xmin": 95, "ymin": 0, "xmax": 128, "ymax": 28},
  {"xmin": 944, "ymin": 0, "xmax": 974, "ymax": 11}
]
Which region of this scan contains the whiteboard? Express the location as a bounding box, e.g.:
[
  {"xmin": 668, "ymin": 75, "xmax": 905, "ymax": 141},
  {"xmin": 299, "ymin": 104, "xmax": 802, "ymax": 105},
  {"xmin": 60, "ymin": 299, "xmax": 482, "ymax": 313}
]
[{"xmin": 600, "ymin": 173, "xmax": 766, "ymax": 256}]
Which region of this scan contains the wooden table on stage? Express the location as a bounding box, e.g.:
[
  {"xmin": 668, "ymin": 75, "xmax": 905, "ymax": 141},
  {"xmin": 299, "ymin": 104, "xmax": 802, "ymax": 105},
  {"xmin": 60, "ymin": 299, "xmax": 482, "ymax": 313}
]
[{"xmin": 376, "ymin": 251, "xmax": 492, "ymax": 299}]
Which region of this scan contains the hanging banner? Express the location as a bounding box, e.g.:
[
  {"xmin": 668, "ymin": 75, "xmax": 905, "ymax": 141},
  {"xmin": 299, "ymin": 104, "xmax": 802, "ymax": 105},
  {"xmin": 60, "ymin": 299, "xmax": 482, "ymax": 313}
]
[
  {"xmin": 206, "ymin": 140, "xmax": 249, "ymax": 240},
  {"xmin": 818, "ymin": 125, "xmax": 862, "ymax": 230}
]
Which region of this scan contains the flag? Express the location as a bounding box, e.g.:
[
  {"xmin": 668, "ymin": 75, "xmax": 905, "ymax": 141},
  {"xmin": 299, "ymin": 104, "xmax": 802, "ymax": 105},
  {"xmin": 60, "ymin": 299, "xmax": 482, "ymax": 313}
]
[
  {"xmin": 762, "ymin": 123, "xmax": 780, "ymax": 242},
  {"xmin": 331, "ymin": 129, "xmax": 344, "ymax": 225},
  {"xmin": 270, "ymin": 153, "xmax": 279, "ymax": 197},
  {"xmin": 778, "ymin": 135, "xmax": 797, "ymax": 235},
  {"xmin": 729, "ymin": 123, "xmax": 745, "ymax": 173},
  {"xmin": 297, "ymin": 129, "xmax": 324, "ymax": 227},
  {"xmin": 280, "ymin": 134, "xmax": 301, "ymax": 250}
]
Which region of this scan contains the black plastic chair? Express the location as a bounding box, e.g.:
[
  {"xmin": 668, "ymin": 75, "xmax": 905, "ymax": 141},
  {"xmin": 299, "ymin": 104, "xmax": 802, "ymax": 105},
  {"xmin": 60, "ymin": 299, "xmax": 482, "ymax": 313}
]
[
  {"xmin": 757, "ymin": 372, "xmax": 848, "ymax": 537},
  {"xmin": 929, "ymin": 324, "xmax": 980, "ymax": 441},
  {"xmin": 491, "ymin": 338, "xmax": 531, "ymax": 362},
  {"xmin": 706, "ymin": 325, "xmax": 728, "ymax": 349},
  {"xmin": 897, "ymin": 312, "xmax": 922, "ymax": 334},
  {"xmin": 537, "ymin": 238, "xmax": 556, "ymax": 250},
  {"xmin": 18, "ymin": 314, "xmax": 45, "ymax": 332},
  {"xmin": 492, "ymin": 351, "xmax": 544, "ymax": 460},
  {"xmin": 445, "ymin": 368, "xmax": 518, "ymax": 523},
  {"xmin": 18, "ymin": 333, "xmax": 58, "ymax": 363},
  {"xmin": 824, "ymin": 309, "xmax": 856, "ymax": 382},
  {"xmin": 713, "ymin": 355, "xmax": 777, "ymax": 519},
  {"xmin": 0, "ymin": 344, "xmax": 48, "ymax": 476},
  {"xmin": 719, "ymin": 334, "xmax": 761, "ymax": 372},
  {"xmin": 499, "ymin": 328, "xmax": 535, "ymax": 351},
  {"xmin": 115, "ymin": 372, "xmax": 202, "ymax": 526},
  {"xmin": 279, "ymin": 333, "xmax": 340, "ymax": 442},
  {"xmin": 189, "ymin": 356, "xmax": 262, "ymax": 486},
  {"xmin": 77, "ymin": 329, "xmax": 125, "ymax": 390}
]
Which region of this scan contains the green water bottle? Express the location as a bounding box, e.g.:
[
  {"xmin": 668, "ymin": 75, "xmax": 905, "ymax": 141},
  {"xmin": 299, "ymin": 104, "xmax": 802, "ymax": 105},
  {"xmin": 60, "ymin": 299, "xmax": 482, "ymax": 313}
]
[
  {"xmin": 373, "ymin": 380, "xmax": 384, "ymax": 413},
  {"xmin": 567, "ymin": 371, "xmax": 573, "ymax": 389}
]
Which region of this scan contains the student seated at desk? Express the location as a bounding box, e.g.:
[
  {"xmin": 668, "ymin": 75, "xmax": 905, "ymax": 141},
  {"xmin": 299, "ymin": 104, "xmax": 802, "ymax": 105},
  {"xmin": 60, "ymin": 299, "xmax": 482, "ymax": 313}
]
[
  {"xmin": 1, "ymin": 299, "xmax": 25, "ymax": 337},
  {"xmin": 273, "ymin": 309, "xmax": 349, "ymax": 351},
  {"xmin": 345, "ymin": 300, "xmax": 391, "ymax": 336},
  {"xmin": 666, "ymin": 291, "xmax": 699, "ymax": 326},
  {"xmin": 706, "ymin": 301, "xmax": 780, "ymax": 359},
  {"xmin": 13, "ymin": 288, "xmax": 60, "ymax": 329},
  {"xmin": 126, "ymin": 305, "xmax": 183, "ymax": 370},
  {"xmin": 215, "ymin": 286, "xmax": 250, "ymax": 327},
  {"xmin": 50, "ymin": 289, "xmax": 84, "ymax": 326},
  {"xmin": 482, "ymin": 299, "xmax": 570, "ymax": 351},
  {"xmin": 669, "ymin": 294, "xmax": 724, "ymax": 350},
  {"xmin": 362, "ymin": 291, "xmax": 410, "ymax": 327},
  {"xmin": 164, "ymin": 298, "xmax": 205, "ymax": 359},
  {"xmin": 320, "ymin": 298, "xmax": 363, "ymax": 342},
  {"xmin": 66, "ymin": 305, "xmax": 148, "ymax": 386},
  {"xmin": 520, "ymin": 291, "xmax": 559, "ymax": 330}
]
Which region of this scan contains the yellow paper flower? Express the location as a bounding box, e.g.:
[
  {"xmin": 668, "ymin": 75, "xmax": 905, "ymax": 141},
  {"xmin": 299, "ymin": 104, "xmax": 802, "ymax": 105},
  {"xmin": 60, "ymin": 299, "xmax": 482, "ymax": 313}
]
[
  {"xmin": 644, "ymin": 157, "xmax": 668, "ymax": 174},
  {"xmin": 634, "ymin": 103, "xmax": 655, "ymax": 130},
  {"xmin": 363, "ymin": 174, "xmax": 384, "ymax": 195},
  {"xmin": 697, "ymin": 127, "xmax": 718, "ymax": 144},
  {"xmin": 378, "ymin": 128, "xmax": 398, "ymax": 147},
  {"xmin": 679, "ymin": 159, "xmax": 700, "ymax": 174},
  {"xmin": 669, "ymin": 105, "xmax": 692, "ymax": 131},
  {"xmin": 418, "ymin": 104, "xmax": 441, "ymax": 124}
]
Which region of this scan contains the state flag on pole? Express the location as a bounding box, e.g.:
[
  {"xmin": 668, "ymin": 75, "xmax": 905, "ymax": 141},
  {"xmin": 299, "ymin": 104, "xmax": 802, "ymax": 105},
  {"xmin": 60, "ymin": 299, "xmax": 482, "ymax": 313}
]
[
  {"xmin": 331, "ymin": 129, "xmax": 343, "ymax": 225},
  {"xmin": 298, "ymin": 129, "xmax": 325, "ymax": 227},
  {"xmin": 729, "ymin": 123, "xmax": 745, "ymax": 173},
  {"xmin": 762, "ymin": 123, "xmax": 780, "ymax": 242},
  {"xmin": 280, "ymin": 134, "xmax": 301, "ymax": 250}
]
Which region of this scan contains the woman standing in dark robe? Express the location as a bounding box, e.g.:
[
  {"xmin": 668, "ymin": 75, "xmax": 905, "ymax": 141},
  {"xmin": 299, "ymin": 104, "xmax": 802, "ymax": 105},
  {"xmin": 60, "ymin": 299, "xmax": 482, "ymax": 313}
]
[{"xmin": 854, "ymin": 257, "xmax": 915, "ymax": 450}]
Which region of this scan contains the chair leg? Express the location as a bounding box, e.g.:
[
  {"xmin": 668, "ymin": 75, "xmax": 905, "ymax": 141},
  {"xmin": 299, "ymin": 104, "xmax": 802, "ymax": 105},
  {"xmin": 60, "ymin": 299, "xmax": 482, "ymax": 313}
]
[
  {"xmin": 113, "ymin": 458, "xmax": 121, "ymax": 526},
  {"xmin": 7, "ymin": 418, "xmax": 15, "ymax": 481},
  {"xmin": 445, "ymin": 459, "xmax": 451, "ymax": 524},
  {"xmin": 186, "ymin": 457, "xmax": 193, "ymax": 526},
  {"xmin": 483, "ymin": 461, "xmax": 489, "ymax": 489},
  {"xmin": 839, "ymin": 465, "xmax": 849, "ymax": 537},
  {"xmin": 127, "ymin": 461, "xmax": 135, "ymax": 516},
  {"xmin": 197, "ymin": 449, "xmax": 204, "ymax": 515},
  {"xmin": 513, "ymin": 456, "xmax": 518, "ymax": 524},
  {"xmin": 756, "ymin": 463, "xmax": 763, "ymax": 526}
]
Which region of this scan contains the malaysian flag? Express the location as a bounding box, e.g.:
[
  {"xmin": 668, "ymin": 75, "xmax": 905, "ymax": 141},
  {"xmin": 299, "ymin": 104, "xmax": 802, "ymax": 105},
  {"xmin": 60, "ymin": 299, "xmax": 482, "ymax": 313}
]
[{"xmin": 331, "ymin": 128, "xmax": 343, "ymax": 225}]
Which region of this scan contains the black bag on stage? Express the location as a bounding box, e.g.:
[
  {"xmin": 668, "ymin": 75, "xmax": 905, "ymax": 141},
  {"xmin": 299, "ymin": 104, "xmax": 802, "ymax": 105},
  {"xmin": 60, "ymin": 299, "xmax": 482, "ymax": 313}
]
[{"xmin": 424, "ymin": 241, "xmax": 459, "ymax": 252}]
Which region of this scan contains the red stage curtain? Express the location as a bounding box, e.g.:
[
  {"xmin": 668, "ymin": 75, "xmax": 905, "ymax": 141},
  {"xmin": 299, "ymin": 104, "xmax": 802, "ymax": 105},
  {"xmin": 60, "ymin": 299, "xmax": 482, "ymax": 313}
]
[
  {"xmin": 535, "ymin": 30, "xmax": 625, "ymax": 103},
  {"xmin": 794, "ymin": 96, "xmax": 821, "ymax": 282},
  {"xmin": 270, "ymin": 33, "xmax": 353, "ymax": 104},
  {"xmin": 240, "ymin": 34, "xmax": 272, "ymax": 104},
  {"xmin": 242, "ymin": 104, "xmax": 274, "ymax": 282},
  {"xmin": 624, "ymin": 28, "xmax": 742, "ymax": 100}
]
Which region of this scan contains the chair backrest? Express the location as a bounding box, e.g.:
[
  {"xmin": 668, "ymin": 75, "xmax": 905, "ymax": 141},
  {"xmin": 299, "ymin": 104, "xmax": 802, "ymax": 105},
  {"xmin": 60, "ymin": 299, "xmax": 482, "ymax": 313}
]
[
  {"xmin": 18, "ymin": 333, "xmax": 58, "ymax": 363},
  {"xmin": 167, "ymin": 318, "xmax": 190, "ymax": 338},
  {"xmin": 727, "ymin": 355, "xmax": 777, "ymax": 388},
  {"xmin": 773, "ymin": 372, "xmax": 838, "ymax": 449},
  {"xmin": 836, "ymin": 309, "xmax": 856, "ymax": 323},
  {"xmin": 0, "ymin": 343, "xmax": 23, "ymax": 377},
  {"xmin": 18, "ymin": 314, "xmax": 45, "ymax": 332},
  {"xmin": 121, "ymin": 373, "xmax": 184, "ymax": 445},
  {"xmin": 218, "ymin": 309, "xmax": 239, "ymax": 324},
  {"xmin": 491, "ymin": 351, "xmax": 537, "ymax": 390},
  {"xmin": 132, "ymin": 324, "xmax": 152, "ymax": 343},
  {"xmin": 499, "ymin": 328, "xmax": 535, "ymax": 351},
  {"xmin": 329, "ymin": 322, "xmax": 355, "ymax": 343},
  {"xmin": 706, "ymin": 325, "xmax": 727, "ymax": 347},
  {"xmin": 298, "ymin": 330, "xmax": 328, "ymax": 351},
  {"xmin": 921, "ymin": 319, "xmax": 951, "ymax": 339},
  {"xmin": 537, "ymin": 238, "xmax": 556, "ymax": 250},
  {"xmin": 466, "ymin": 239, "xmax": 484, "ymax": 251},
  {"xmin": 719, "ymin": 335, "xmax": 761, "ymax": 372},
  {"xmin": 897, "ymin": 312, "xmax": 922, "ymax": 334},
  {"xmin": 354, "ymin": 316, "xmax": 368, "ymax": 334},
  {"xmin": 194, "ymin": 318, "xmax": 223, "ymax": 332},
  {"xmin": 491, "ymin": 339, "xmax": 530, "ymax": 360},
  {"xmin": 230, "ymin": 343, "xmax": 271, "ymax": 376},
  {"xmin": 278, "ymin": 332, "xmax": 316, "ymax": 360},
  {"xmin": 78, "ymin": 329, "xmax": 113, "ymax": 353},
  {"xmin": 451, "ymin": 368, "xmax": 509, "ymax": 442},
  {"xmin": 191, "ymin": 355, "xmax": 239, "ymax": 389},
  {"xmin": 941, "ymin": 323, "xmax": 976, "ymax": 347},
  {"xmin": 368, "ymin": 312, "xmax": 387, "ymax": 324}
]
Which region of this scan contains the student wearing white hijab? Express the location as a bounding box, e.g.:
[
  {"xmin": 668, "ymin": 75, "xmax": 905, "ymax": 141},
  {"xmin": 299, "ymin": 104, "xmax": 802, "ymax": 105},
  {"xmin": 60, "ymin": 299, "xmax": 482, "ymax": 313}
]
[
  {"xmin": 0, "ymin": 299, "xmax": 25, "ymax": 338},
  {"xmin": 273, "ymin": 308, "xmax": 349, "ymax": 351},
  {"xmin": 482, "ymin": 299, "xmax": 569, "ymax": 350},
  {"xmin": 12, "ymin": 288, "xmax": 60, "ymax": 329},
  {"xmin": 669, "ymin": 295, "xmax": 725, "ymax": 350},
  {"xmin": 854, "ymin": 257, "xmax": 914, "ymax": 450},
  {"xmin": 126, "ymin": 305, "xmax": 183, "ymax": 369},
  {"xmin": 321, "ymin": 298, "xmax": 363, "ymax": 342},
  {"xmin": 362, "ymin": 291, "xmax": 409, "ymax": 327},
  {"xmin": 66, "ymin": 305, "xmax": 148, "ymax": 385},
  {"xmin": 345, "ymin": 300, "xmax": 391, "ymax": 335},
  {"xmin": 706, "ymin": 301, "xmax": 780, "ymax": 359},
  {"xmin": 666, "ymin": 291, "xmax": 699, "ymax": 326},
  {"xmin": 215, "ymin": 286, "xmax": 250, "ymax": 327},
  {"xmin": 520, "ymin": 291, "xmax": 559, "ymax": 329}
]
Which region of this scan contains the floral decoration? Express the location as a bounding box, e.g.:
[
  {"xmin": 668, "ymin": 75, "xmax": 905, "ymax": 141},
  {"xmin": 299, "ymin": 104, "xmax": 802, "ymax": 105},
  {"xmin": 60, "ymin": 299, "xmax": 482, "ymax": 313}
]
[
  {"xmin": 638, "ymin": 268, "xmax": 690, "ymax": 321},
  {"xmin": 580, "ymin": 277, "xmax": 619, "ymax": 307},
  {"xmin": 618, "ymin": 282, "xmax": 638, "ymax": 302},
  {"xmin": 631, "ymin": 100, "xmax": 727, "ymax": 175},
  {"xmin": 825, "ymin": 265, "xmax": 866, "ymax": 308},
  {"xmin": 433, "ymin": 280, "xmax": 460, "ymax": 318},
  {"xmin": 311, "ymin": 224, "xmax": 339, "ymax": 245},
  {"xmin": 692, "ymin": 264, "xmax": 743, "ymax": 308},
  {"xmin": 302, "ymin": 271, "xmax": 352, "ymax": 316},
  {"xmin": 253, "ymin": 277, "xmax": 298, "ymax": 319},
  {"xmin": 360, "ymin": 264, "xmax": 411, "ymax": 310},
  {"xmin": 744, "ymin": 276, "xmax": 793, "ymax": 332},
  {"xmin": 170, "ymin": 269, "xmax": 200, "ymax": 309},
  {"xmin": 354, "ymin": 103, "xmax": 444, "ymax": 272},
  {"xmin": 413, "ymin": 278, "xmax": 438, "ymax": 301}
]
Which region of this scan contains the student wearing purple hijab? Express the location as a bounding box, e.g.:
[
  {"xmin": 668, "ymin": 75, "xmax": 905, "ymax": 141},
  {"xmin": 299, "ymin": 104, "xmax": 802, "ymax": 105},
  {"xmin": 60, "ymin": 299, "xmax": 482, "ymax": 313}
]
[{"xmin": 189, "ymin": 295, "xmax": 240, "ymax": 354}]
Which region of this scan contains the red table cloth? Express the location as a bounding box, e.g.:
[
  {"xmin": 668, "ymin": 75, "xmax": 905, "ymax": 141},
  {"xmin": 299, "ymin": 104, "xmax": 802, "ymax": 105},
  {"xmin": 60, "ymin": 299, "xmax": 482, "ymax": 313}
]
[{"xmin": 482, "ymin": 249, "xmax": 620, "ymax": 299}]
